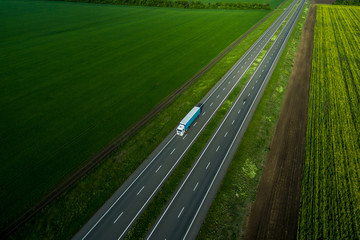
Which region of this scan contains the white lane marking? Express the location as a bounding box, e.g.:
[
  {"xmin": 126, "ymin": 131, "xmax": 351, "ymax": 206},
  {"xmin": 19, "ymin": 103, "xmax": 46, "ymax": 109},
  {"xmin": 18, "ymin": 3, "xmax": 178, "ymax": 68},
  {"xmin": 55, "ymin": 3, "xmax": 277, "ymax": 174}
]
[
  {"xmin": 217, "ymin": 95, "xmax": 220, "ymax": 98},
  {"xmin": 193, "ymin": 182, "xmax": 199, "ymax": 191},
  {"xmin": 237, "ymin": 70, "xmax": 240, "ymax": 73},
  {"xmin": 256, "ymin": 80, "xmax": 258, "ymax": 83},
  {"xmin": 238, "ymin": 109, "xmax": 241, "ymax": 114},
  {"xmin": 241, "ymin": 66, "xmax": 243, "ymax": 68},
  {"xmin": 155, "ymin": 165, "xmax": 162, "ymax": 173},
  {"xmin": 265, "ymin": 65, "xmax": 267, "ymax": 67},
  {"xmin": 178, "ymin": 207, "xmax": 185, "ymax": 218},
  {"xmin": 146, "ymin": 4, "xmax": 299, "ymax": 238},
  {"xmin": 114, "ymin": 212, "xmax": 124, "ymax": 224},
  {"xmin": 243, "ymin": 101, "xmax": 246, "ymax": 105},
  {"xmin": 210, "ymin": 102, "xmax": 213, "ymax": 107},
  {"xmin": 137, "ymin": 186, "xmax": 144, "ymax": 196},
  {"xmin": 206, "ymin": 162, "xmax": 211, "ymax": 169},
  {"xmin": 81, "ymin": 133, "xmax": 177, "ymax": 240},
  {"xmin": 216, "ymin": 146, "xmax": 220, "ymax": 152},
  {"xmin": 223, "ymin": 87, "xmax": 226, "ymax": 91},
  {"xmin": 233, "ymin": 76, "xmax": 235, "ymax": 78},
  {"xmin": 244, "ymin": 62, "xmax": 247, "ymax": 64},
  {"xmin": 193, "ymin": 122, "xmax": 197, "ymax": 127},
  {"xmin": 170, "ymin": 148, "xmax": 176, "ymax": 155},
  {"xmin": 262, "ymin": 69, "xmax": 264, "ymax": 72},
  {"xmin": 248, "ymin": 93, "xmax": 251, "ymax": 97},
  {"xmin": 224, "ymin": 132, "xmax": 228, "ymax": 137},
  {"xmin": 232, "ymin": 120, "xmax": 235, "ymax": 125},
  {"xmin": 183, "ymin": 134, "xmax": 187, "ymax": 140},
  {"xmin": 202, "ymin": 111, "xmax": 206, "ymax": 116},
  {"xmin": 228, "ymin": 81, "xmax": 231, "ymax": 84},
  {"xmin": 252, "ymin": 86, "xmax": 254, "ymax": 90}
]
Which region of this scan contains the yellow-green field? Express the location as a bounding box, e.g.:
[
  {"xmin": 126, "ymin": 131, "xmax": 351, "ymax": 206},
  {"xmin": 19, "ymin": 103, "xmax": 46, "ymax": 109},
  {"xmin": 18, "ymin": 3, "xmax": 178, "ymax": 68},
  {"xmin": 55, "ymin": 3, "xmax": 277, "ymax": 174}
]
[{"xmin": 297, "ymin": 5, "xmax": 360, "ymax": 239}]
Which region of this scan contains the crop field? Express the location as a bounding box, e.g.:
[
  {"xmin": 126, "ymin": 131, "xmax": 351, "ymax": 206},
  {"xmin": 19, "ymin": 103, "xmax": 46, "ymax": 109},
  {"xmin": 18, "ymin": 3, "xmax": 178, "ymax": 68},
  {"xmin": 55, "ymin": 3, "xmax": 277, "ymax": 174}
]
[
  {"xmin": 0, "ymin": 0, "xmax": 270, "ymax": 229},
  {"xmin": 297, "ymin": 5, "xmax": 360, "ymax": 239},
  {"xmin": 198, "ymin": 0, "xmax": 284, "ymax": 8}
]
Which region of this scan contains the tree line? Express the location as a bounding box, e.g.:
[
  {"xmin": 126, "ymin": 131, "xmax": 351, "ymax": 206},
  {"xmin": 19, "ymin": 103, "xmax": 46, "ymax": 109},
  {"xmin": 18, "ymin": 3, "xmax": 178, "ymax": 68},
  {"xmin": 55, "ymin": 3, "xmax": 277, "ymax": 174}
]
[{"xmin": 56, "ymin": 0, "xmax": 271, "ymax": 10}]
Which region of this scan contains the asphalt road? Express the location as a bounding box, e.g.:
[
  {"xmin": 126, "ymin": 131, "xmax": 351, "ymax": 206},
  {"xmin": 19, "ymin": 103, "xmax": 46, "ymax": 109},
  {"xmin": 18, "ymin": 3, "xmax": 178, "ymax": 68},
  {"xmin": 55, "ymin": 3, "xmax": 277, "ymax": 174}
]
[
  {"xmin": 72, "ymin": 1, "xmax": 299, "ymax": 239},
  {"xmin": 146, "ymin": 0, "xmax": 305, "ymax": 239}
]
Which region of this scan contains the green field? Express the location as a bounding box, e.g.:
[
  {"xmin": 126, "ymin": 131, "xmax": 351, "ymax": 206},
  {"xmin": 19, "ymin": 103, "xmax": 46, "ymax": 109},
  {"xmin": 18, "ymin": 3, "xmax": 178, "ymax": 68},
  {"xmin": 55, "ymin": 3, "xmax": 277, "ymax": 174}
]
[
  {"xmin": 0, "ymin": 0, "xmax": 270, "ymax": 229},
  {"xmin": 198, "ymin": 0, "xmax": 283, "ymax": 8},
  {"xmin": 297, "ymin": 5, "xmax": 360, "ymax": 239}
]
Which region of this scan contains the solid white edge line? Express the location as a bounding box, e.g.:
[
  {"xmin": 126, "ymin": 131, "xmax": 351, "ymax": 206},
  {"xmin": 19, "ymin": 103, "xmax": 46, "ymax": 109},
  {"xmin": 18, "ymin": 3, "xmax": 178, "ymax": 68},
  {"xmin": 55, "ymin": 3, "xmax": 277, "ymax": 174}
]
[
  {"xmin": 83, "ymin": 2, "xmax": 300, "ymax": 239},
  {"xmin": 183, "ymin": 1, "xmax": 305, "ymax": 238},
  {"xmin": 147, "ymin": 0, "xmax": 303, "ymax": 238},
  {"xmin": 81, "ymin": 134, "xmax": 176, "ymax": 240}
]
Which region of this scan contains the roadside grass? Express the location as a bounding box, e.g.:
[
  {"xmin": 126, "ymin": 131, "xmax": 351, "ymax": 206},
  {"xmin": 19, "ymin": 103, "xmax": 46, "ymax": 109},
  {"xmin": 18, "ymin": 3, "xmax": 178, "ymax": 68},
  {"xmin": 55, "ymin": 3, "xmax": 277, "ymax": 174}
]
[
  {"xmin": 124, "ymin": 1, "xmax": 299, "ymax": 239},
  {"xmin": 7, "ymin": 1, "xmax": 290, "ymax": 239},
  {"xmin": 197, "ymin": 0, "xmax": 309, "ymax": 239},
  {"xmin": 0, "ymin": 0, "xmax": 270, "ymax": 230}
]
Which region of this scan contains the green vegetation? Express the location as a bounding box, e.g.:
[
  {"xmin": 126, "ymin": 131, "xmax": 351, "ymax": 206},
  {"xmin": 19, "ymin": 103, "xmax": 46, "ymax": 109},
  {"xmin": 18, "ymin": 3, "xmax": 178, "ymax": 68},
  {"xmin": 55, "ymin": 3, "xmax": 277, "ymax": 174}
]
[
  {"xmin": 334, "ymin": 0, "xmax": 360, "ymax": 6},
  {"xmin": 6, "ymin": 2, "xmax": 284, "ymax": 240},
  {"xmin": 0, "ymin": 0, "xmax": 271, "ymax": 231},
  {"xmin": 297, "ymin": 5, "xmax": 360, "ymax": 239},
  {"xmin": 197, "ymin": 0, "xmax": 309, "ymax": 239},
  {"xmin": 61, "ymin": 0, "xmax": 271, "ymax": 10},
  {"xmin": 199, "ymin": 0, "xmax": 284, "ymax": 8}
]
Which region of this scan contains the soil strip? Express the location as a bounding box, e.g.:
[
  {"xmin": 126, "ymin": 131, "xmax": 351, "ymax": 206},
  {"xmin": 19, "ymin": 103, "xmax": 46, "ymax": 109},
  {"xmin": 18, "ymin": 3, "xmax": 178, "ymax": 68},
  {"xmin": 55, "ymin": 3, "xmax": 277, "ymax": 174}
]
[{"xmin": 244, "ymin": 4, "xmax": 315, "ymax": 240}]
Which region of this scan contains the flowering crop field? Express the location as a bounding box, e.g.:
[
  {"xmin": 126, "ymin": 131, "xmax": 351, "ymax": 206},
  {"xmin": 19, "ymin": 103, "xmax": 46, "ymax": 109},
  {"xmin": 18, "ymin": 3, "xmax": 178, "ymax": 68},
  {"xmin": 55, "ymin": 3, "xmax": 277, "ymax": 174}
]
[{"xmin": 297, "ymin": 5, "xmax": 360, "ymax": 239}]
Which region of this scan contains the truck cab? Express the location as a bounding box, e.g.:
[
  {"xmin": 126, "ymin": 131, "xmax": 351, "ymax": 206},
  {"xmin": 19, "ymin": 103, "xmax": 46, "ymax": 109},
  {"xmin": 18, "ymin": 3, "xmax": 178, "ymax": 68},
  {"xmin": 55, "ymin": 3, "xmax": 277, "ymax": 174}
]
[{"xmin": 176, "ymin": 124, "xmax": 185, "ymax": 136}]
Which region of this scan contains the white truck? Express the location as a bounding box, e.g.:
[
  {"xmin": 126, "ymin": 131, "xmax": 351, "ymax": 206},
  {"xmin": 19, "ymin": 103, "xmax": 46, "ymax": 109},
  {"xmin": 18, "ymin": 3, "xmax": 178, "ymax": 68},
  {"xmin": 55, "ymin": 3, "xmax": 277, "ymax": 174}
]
[{"xmin": 176, "ymin": 105, "xmax": 202, "ymax": 136}]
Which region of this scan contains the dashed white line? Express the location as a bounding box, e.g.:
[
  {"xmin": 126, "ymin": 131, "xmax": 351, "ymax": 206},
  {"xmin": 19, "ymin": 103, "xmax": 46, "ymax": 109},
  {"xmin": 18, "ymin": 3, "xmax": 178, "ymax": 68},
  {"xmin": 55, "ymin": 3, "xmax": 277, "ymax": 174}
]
[
  {"xmin": 223, "ymin": 87, "xmax": 226, "ymax": 91},
  {"xmin": 206, "ymin": 162, "xmax": 211, "ymax": 169},
  {"xmin": 114, "ymin": 212, "xmax": 124, "ymax": 224},
  {"xmin": 178, "ymin": 207, "xmax": 185, "ymax": 218},
  {"xmin": 262, "ymin": 69, "xmax": 264, "ymax": 72},
  {"xmin": 248, "ymin": 93, "xmax": 251, "ymax": 97},
  {"xmin": 217, "ymin": 95, "xmax": 220, "ymax": 98},
  {"xmin": 137, "ymin": 186, "xmax": 144, "ymax": 196},
  {"xmin": 256, "ymin": 80, "xmax": 258, "ymax": 83},
  {"xmin": 193, "ymin": 182, "xmax": 199, "ymax": 191},
  {"xmin": 183, "ymin": 134, "xmax": 187, "ymax": 140},
  {"xmin": 238, "ymin": 109, "xmax": 241, "ymax": 114},
  {"xmin": 193, "ymin": 122, "xmax": 197, "ymax": 127},
  {"xmin": 237, "ymin": 70, "xmax": 240, "ymax": 73},
  {"xmin": 202, "ymin": 111, "xmax": 206, "ymax": 116},
  {"xmin": 252, "ymin": 86, "xmax": 254, "ymax": 90},
  {"xmin": 170, "ymin": 148, "xmax": 176, "ymax": 155},
  {"xmin": 228, "ymin": 81, "xmax": 231, "ymax": 84},
  {"xmin": 233, "ymin": 76, "xmax": 235, "ymax": 78},
  {"xmin": 155, "ymin": 165, "xmax": 162, "ymax": 173},
  {"xmin": 243, "ymin": 101, "xmax": 246, "ymax": 105},
  {"xmin": 232, "ymin": 120, "xmax": 235, "ymax": 125},
  {"xmin": 210, "ymin": 102, "xmax": 213, "ymax": 107},
  {"xmin": 216, "ymin": 146, "xmax": 220, "ymax": 152},
  {"xmin": 224, "ymin": 132, "xmax": 228, "ymax": 137}
]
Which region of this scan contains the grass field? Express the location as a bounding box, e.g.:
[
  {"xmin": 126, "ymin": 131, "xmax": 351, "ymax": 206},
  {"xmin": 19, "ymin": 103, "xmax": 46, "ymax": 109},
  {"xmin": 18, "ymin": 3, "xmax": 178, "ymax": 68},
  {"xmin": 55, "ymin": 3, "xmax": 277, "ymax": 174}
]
[
  {"xmin": 197, "ymin": 0, "xmax": 284, "ymax": 8},
  {"xmin": 0, "ymin": 0, "xmax": 271, "ymax": 229},
  {"xmin": 297, "ymin": 5, "xmax": 360, "ymax": 239}
]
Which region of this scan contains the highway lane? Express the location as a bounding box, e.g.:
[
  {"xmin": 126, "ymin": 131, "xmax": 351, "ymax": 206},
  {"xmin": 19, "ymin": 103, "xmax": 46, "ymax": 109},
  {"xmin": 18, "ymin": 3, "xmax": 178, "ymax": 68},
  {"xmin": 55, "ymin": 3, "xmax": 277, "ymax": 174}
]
[
  {"xmin": 146, "ymin": 0, "xmax": 305, "ymax": 239},
  {"xmin": 72, "ymin": 1, "xmax": 298, "ymax": 239}
]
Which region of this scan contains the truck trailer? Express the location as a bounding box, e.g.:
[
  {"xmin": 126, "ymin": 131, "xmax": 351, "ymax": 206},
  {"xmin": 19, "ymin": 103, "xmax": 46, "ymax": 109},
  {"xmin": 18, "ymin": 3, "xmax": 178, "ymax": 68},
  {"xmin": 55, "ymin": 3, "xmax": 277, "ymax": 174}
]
[{"xmin": 176, "ymin": 105, "xmax": 201, "ymax": 136}]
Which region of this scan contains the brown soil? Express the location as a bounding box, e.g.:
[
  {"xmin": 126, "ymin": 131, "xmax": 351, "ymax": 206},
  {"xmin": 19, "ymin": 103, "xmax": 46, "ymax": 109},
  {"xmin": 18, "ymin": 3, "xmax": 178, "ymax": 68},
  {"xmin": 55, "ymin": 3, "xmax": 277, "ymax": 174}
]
[{"xmin": 244, "ymin": 4, "xmax": 316, "ymax": 240}]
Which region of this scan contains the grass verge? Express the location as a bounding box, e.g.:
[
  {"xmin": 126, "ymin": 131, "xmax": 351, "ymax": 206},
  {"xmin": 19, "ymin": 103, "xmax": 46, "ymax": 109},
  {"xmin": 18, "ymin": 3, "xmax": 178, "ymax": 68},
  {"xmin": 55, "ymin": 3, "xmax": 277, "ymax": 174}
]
[
  {"xmin": 8, "ymin": 1, "xmax": 292, "ymax": 240},
  {"xmin": 196, "ymin": 0, "xmax": 310, "ymax": 239}
]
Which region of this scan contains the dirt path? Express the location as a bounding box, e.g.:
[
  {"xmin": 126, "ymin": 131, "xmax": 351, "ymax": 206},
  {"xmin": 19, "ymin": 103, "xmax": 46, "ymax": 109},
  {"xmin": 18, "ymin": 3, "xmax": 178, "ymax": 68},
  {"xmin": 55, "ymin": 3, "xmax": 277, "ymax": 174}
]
[{"xmin": 244, "ymin": 4, "xmax": 316, "ymax": 240}]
